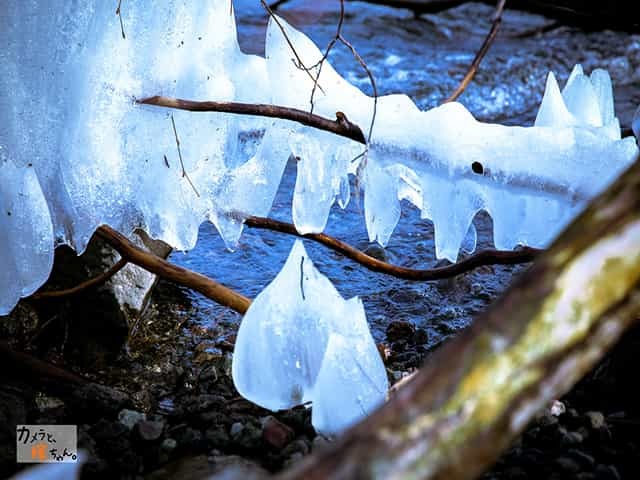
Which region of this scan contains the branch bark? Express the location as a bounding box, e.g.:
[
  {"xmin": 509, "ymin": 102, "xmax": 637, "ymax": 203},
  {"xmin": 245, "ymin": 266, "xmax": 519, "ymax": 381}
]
[
  {"xmin": 138, "ymin": 96, "xmax": 367, "ymax": 144},
  {"xmin": 95, "ymin": 226, "xmax": 251, "ymax": 315},
  {"xmin": 245, "ymin": 215, "xmax": 540, "ymax": 280},
  {"xmin": 31, "ymin": 258, "xmax": 127, "ymax": 300},
  {"xmin": 275, "ymin": 156, "xmax": 640, "ymax": 480},
  {"xmin": 444, "ymin": 0, "xmax": 507, "ymax": 103}
]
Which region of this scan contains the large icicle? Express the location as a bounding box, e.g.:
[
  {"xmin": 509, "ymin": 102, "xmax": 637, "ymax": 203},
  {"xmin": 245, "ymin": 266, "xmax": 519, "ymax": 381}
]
[{"xmin": 232, "ymin": 240, "xmax": 388, "ymax": 435}]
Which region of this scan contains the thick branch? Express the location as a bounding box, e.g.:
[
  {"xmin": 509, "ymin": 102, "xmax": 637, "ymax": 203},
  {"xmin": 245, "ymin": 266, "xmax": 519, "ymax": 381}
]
[
  {"xmin": 138, "ymin": 96, "xmax": 366, "ymax": 144},
  {"xmin": 245, "ymin": 216, "xmax": 540, "ymax": 280},
  {"xmin": 95, "ymin": 226, "xmax": 251, "ymax": 314},
  {"xmin": 31, "ymin": 259, "xmax": 127, "ymax": 300},
  {"xmin": 276, "ymin": 156, "xmax": 640, "ymax": 480}
]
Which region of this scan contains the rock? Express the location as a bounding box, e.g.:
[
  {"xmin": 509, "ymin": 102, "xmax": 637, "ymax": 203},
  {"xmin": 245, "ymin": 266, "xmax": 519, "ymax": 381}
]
[
  {"xmin": 29, "ymin": 230, "xmax": 171, "ymax": 363},
  {"xmin": 413, "ymin": 328, "xmax": 429, "ymax": 344},
  {"xmin": 281, "ymin": 438, "xmax": 310, "ymax": 457},
  {"xmin": 554, "ymin": 456, "xmax": 581, "ymax": 474},
  {"xmin": 585, "ymin": 411, "xmax": 606, "ymax": 430},
  {"xmin": 595, "ymin": 464, "xmax": 621, "ymax": 480},
  {"xmin": 230, "ymin": 420, "xmax": 262, "ymax": 449},
  {"xmin": 568, "ymin": 449, "xmax": 595, "ymax": 469},
  {"xmin": 363, "ymin": 244, "xmax": 387, "ymax": 261},
  {"xmin": 136, "ymin": 419, "xmax": 165, "ymax": 442},
  {"xmin": 562, "ymin": 430, "xmax": 585, "ymax": 446},
  {"xmin": 312, "ymin": 435, "xmax": 331, "ymax": 452},
  {"xmin": 205, "ymin": 426, "xmax": 230, "ymax": 448},
  {"xmin": 230, "ymin": 422, "xmax": 244, "ymax": 437},
  {"xmin": 118, "ymin": 409, "xmax": 146, "ymax": 430},
  {"xmin": 550, "ymin": 400, "xmax": 566, "ymax": 417},
  {"xmin": 261, "ymin": 416, "xmax": 294, "ymax": 450},
  {"xmin": 161, "ymin": 438, "xmax": 177, "ymax": 451},
  {"xmin": 386, "ymin": 320, "xmax": 415, "ymax": 342}
]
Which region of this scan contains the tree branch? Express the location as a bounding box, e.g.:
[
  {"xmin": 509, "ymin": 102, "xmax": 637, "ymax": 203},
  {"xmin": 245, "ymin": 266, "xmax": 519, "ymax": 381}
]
[
  {"xmin": 95, "ymin": 225, "xmax": 251, "ymax": 314},
  {"xmin": 31, "ymin": 259, "xmax": 128, "ymax": 300},
  {"xmin": 137, "ymin": 96, "xmax": 366, "ymax": 144},
  {"xmin": 245, "ymin": 216, "xmax": 540, "ymax": 280},
  {"xmin": 444, "ymin": 0, "xmax": 507, "ymax": 103}
]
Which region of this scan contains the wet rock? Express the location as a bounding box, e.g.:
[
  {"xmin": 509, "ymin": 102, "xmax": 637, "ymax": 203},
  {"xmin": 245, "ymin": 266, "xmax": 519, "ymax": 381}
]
[
  {"xmin": 312, "ymin": 435, "xmax": 330, "ymax": 452},
  {"xmin": 550, "ymin": 400, "xmax": 566, "ymax": 417},
  {"xmin": 208, "ymin": 453, "xmax": 268, "ymax": 479},
  {"xmin": 595, "ymin": 464, "xmax": 621, "ymax": 480},
  {"xmin": 69, "ymin": 382, "xmax": 131, "ymax": 421},
  {"xmin": 205, "ymin": 426, "xmax": 230, "ymax": 449},
  {"xmin": 586, "ymin": 411, "xmax": 606, "ymax": 430},
  {"xmin": 31, "ymin": 231, "xmax": 171, "ymax": 364},
  {"xmin": 503, "ymin": 466, "xmax": 528, "ymax": 480},
  {"xmin": 568, "ymin": 449, "xmax": 595, "ymax": 469},
  {"xmin": 230, "ymin": 420, "xmax": 262, "ymax": 450},
  {"xmin": 386, "ymin": 320, "xmax": 415, "ymax": 342},
  {"xmin": 413, "ymin": 327, "xmax": 429, "ymax": 345},
  {"xmin": 555, "ymin": 456, "xmax": 581, "ymax": 474},
  {"xmin": 136, "ymin": 419, "xmax": 165, "ymax": 442},
  {"xmin": 281, "ymin": 438, "xmax": 311, "ymax": 458},
  {"xmin": 174, "ymin": 426, "xmax": 204, "ymax": 451},
  {"xmin": 261, "ymin": 416, "xmax": 294, "ymax": 450},
  {"xmin": 118, "ymin": 408, "xmax": 146, "ymax": 430},
  {"xmin": 363, "ymin": 244, "xmax": 387, "ymax": 262}
]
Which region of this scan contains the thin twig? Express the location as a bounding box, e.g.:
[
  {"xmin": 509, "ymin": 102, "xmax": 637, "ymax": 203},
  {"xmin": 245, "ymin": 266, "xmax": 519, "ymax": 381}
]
[
  {"xmin": 338, "ymin": 34, "xmax": 378, "ymax": 143},
  {"xmin": 244, "ymin": 216, "xmax": 541, "ymax": 281},
  {"xmin": 443, "ymin": 0, "xmax": 507, "ymax": 103},
  {"xmin": 115, "ymin": 0, "xmax": 126, "ymax": 39},
  {"xmin": 268, "ymin": 0, "xmax": 291, "ymax": 9},
  {"xmin": 96, "ymin": 225, "xmax": 251, "ymax": 314},
  {"xmin": 260, "ymin": 0, "xmax": 324, "ymax": 92},
  {"xmin": 31, "ymin": 259, "xmax": 128, "ymax": 300},
  {"xmin": 139, "ymin": 96, "xmax": 366, "ymax": 144},
  {"xmin": 170, "ymin": 114, "xmax": 200, "ymax": 197}
]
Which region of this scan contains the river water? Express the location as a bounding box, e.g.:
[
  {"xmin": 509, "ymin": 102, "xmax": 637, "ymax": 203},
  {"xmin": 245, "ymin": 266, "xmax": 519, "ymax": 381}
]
[{"xmin": 168, "ymin": 0, "xmax": 640, "ymax": 345}]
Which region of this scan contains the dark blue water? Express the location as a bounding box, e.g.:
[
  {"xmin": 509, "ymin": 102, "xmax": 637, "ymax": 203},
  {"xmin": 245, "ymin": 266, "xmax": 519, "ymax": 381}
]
[{"xmin": 168, "ymin": 0, "xmax": 638, "ymax": 343}]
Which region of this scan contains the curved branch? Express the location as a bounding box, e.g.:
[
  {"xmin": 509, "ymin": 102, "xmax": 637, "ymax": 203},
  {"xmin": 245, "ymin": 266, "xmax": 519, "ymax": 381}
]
[
  {"xmin": 244, "ymin": 216, "xmax": 541, "ymax": 280},
  {"xmin": 137, "ymin": 96, "xmax": 366, "ymax": 144},
  {"xmin": 95, "ymin": 226, "xmax": 251, "ymax": 314},
  {"xmin": 31, "ymin": 258, "xmax": 128, "ymax": 300},
  {"xmin": 444, "ymin": 0, "xmax": 507, "ymax": 103}
]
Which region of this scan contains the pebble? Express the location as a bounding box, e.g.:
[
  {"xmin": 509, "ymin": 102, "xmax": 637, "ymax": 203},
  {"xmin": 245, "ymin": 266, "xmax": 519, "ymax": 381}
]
[
  {"xmin": 136, "ymin": 419, "xmax": 165, "ymax": 442},
  {"xmin": 261, "ymin": 416, "xmax": 294, "ymax": 450},
  {"xmin": 585, "ymin": 411, "xmax": 606, "ymax": 430},
  {"xmin": 550, "ymin": 400, "xmax": 566, "ymax": 417},
  {"xmin": 554, "ymin": 456, "xmax": 581, "ymax": 474},
  {"xmin": 118, "ymin": 408, "xmax": 147, "ymax": 430},
  {"xmin": 386, "ymin": 320, "xmax": 415, "ymax": 342}
]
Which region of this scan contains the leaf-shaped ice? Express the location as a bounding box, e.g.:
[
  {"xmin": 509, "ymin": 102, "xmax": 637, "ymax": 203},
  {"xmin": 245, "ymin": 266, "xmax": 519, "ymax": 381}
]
[{"xmin": 232, "ymin": 240, "xmax": 387, "ymax": 434}]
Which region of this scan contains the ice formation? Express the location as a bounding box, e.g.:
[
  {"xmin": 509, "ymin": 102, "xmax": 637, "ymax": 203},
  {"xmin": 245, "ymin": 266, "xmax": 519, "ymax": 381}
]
[
  {"xmin": 232, "ymin": 240, "xmax": 388, "ymax": 435},
  {"xmin": 1, "ymin": 1, "xmax": 638, "ymax": 314}
]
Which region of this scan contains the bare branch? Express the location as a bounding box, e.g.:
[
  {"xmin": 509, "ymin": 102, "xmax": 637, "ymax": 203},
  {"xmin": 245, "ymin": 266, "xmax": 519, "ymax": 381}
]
[
  {"xmin": 96, "ymin": 226, "xmax": 251, "ymax": 314},
  {"xmin": 138, "ymin": 96, "xmax": 367, "ymax": 144},
  {"xmin": 31, "ymin": 258, "xmax": 127, "ymax": 300},
  {"xmin": 444, "ymin": 0, "xmax": 507, "ymax": 103},
  {"xmin": 245, "ymin": 216, "xmax": 540, "ymax": 280},
  {"xmin": 170, "ymin": 114, "xmax": 200, "ymax": 197},
  {"xmin": 115, "ymin": 0, "xmax": 126, "ymax": 39}
]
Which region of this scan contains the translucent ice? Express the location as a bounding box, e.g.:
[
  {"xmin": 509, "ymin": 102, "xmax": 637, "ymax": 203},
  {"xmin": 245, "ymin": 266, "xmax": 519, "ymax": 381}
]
[
  {"xmin": 232, "ymin": 240, "xmax": 387, "ymax": 435},
  {"xmin": 0, "ymin": 160, "xmax": 54, "ymax": 315},
  {"xmin": 1, "ymin": 3, "xmax": 638, "ymax": 314}
]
